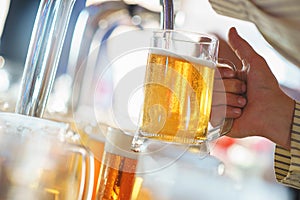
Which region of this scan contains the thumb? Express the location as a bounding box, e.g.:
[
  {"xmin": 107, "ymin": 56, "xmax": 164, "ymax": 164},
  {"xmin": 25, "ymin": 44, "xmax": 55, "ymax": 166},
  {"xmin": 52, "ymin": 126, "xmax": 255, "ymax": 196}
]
[
  {"xmin": 228, "ymin": 27, "xmax": 276, "ymax": 80},
  {"xmin": 228, "ymin": 27, "xmax": 259, "ymax": 63}
]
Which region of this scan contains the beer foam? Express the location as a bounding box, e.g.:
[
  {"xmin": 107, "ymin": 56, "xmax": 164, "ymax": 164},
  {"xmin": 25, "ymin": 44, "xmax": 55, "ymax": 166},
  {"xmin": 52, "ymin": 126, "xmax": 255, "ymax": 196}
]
[
  {"xmin": 149, "ymin": 48, "xmax": 216, "ymax": 69},
  {"xmin": 0, "ymin": 112, "xmax": 69, "ymax": 135}
]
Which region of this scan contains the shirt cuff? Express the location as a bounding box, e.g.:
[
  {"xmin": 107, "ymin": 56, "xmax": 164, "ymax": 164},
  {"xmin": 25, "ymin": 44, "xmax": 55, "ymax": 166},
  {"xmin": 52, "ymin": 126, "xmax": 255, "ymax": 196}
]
[{"xmin": 274, "ymin": 101, "xmax": 300, "ymax": 189}]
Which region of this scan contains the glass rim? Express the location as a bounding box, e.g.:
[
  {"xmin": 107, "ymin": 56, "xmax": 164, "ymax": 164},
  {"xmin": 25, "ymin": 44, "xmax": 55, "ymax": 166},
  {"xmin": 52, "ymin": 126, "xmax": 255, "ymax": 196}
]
[{"xmin": 151, "ymin": 28, "xmax": 219, "ymax": 45}]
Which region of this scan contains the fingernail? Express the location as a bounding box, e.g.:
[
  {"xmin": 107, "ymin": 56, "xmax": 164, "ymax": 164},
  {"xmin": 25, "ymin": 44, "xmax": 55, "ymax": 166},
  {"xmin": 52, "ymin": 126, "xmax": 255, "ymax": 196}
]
[
  {"xmin": 224, "ymin": 70, "xmax": 235, "ymax": 77},
  {"xmin": 238, "ymin": 96, "xmax": 246, "ymax": 106},
  {"xmin": 233, "ymin": 108, "xmax": 241, "ymax": 114}
]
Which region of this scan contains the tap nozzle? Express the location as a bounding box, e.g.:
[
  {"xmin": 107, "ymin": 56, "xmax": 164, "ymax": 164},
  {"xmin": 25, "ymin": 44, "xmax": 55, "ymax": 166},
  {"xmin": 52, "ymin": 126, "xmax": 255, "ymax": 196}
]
[{"xmin": 161, "ymin": 0, "xmax": 174, "ymax": 30}]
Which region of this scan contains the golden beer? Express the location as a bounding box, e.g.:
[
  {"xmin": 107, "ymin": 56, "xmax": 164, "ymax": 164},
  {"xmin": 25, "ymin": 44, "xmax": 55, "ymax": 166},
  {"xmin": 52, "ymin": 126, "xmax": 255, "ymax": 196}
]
[
  {"xmin": 0, "ymin": 134, "xmax": 84, "ymax": 200},
  {"xmin": 96, "ymin": 127, "xmax": 139, "ymax": 200},
  {"xmin": 96, "ymin": 152, "xmax": 138, "ymax": 200},
  {"xmin": 75, "ymin": 127, "xmax": 105, "ymax": 200},
  {"xmin": 45, "ymin": 112, "xmax": 106, "ymax": 200},
  {"xmin": 0, "ymin": 154, "xmax": 80, "ymax": 200},
  {"xmin": 69, "ymin": 122, "xmax": 106, "ymax": 200},
  {"xmin": 140, "ymin": 50, "xmax": 215, "ymax": 143}
]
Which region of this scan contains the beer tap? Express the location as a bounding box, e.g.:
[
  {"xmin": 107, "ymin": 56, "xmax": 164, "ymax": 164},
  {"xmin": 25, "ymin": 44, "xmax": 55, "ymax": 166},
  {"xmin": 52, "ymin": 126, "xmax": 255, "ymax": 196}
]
[
  {"xmin": 161, "ymin": 0, "xmax": 174, "ymax": 30},
  {"xmin": 15, "ymin": 0, "xmax": 174, "ymax": 117},
  {"xmin": 15, "ymin": 0, "xmax": 76, "ymax": 117}
]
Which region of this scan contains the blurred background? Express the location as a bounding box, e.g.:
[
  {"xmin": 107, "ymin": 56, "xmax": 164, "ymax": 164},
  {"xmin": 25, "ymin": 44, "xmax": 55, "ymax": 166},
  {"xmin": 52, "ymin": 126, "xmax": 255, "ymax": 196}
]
[{"xmin": 0, "ymin": 0, "xmax": 299, "ymax": 199}]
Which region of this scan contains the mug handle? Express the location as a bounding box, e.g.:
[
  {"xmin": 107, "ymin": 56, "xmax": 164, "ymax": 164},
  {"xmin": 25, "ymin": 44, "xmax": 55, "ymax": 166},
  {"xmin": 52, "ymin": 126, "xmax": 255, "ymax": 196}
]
[
  {"xmin": 217, "ymin": 58, "xmax": 236, "ymax": 137},
  {"xmin": 65, "ymin": 143, "xmax": 95, "ymax": 200},
  {"xmin": 219, "ymin": 59, "xmax": 249, "ymax": 137},
  {"xmin": 208, "ymin": 58, "xmax": 249, "ymax": 140}
]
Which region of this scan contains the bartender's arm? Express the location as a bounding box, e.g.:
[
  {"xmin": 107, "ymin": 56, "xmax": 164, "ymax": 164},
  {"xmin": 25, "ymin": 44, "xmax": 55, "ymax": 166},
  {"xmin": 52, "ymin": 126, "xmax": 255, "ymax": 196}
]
[{"xmin": 224, "ymin": 27, "xmax": 300, "ymax": 189}]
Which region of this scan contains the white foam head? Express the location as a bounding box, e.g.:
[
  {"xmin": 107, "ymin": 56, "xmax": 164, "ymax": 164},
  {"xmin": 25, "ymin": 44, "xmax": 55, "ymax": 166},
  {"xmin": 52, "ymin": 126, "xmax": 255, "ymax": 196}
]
[{"xmin": 149, "ymin": 48, "xmax": 216, "ymax": 69}]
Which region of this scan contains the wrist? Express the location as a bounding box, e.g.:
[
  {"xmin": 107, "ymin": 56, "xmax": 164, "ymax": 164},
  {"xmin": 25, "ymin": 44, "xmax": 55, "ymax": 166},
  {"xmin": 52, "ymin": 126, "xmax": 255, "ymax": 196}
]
[{"xmin": 267, "ymin": 96, "xmax": 295, "ymax": 150}]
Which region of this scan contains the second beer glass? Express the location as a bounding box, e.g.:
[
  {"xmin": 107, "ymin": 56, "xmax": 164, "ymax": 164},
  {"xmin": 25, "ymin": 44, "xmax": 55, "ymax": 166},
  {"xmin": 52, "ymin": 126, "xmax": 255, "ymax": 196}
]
[{"xmin": 96, "ymin": 127, "xmax": 139, "ymax": 200}]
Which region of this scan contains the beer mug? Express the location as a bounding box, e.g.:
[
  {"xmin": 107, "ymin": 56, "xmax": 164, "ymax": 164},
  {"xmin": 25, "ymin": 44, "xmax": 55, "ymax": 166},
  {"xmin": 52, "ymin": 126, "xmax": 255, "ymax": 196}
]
[
  {"xmin": 96, "ymin": 127, "xmax": 139, "ymax": 200},
  {"xmin": 131, "ymin": 29, "xmax": 235, "ymax": 151},
  {"xmin": 0, "ymin": 112, "xmax": 94, "ymax": 200}
]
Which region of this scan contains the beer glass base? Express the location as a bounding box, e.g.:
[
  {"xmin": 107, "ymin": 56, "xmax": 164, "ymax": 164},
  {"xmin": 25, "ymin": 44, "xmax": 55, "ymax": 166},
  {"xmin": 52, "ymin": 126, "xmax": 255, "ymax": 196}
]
[
  {"xmin": 131, "ymin": 130, "xmax": 208, "ymax": 153},
  {"xmin": 131, "ymin": 134, "xmax": 213, "ymax": 158}
]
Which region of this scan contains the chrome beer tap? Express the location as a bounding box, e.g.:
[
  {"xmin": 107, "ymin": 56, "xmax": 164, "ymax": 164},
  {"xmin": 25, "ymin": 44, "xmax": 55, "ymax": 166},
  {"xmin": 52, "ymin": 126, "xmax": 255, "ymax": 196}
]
[
  {"xmin": 15, "ymin": 0, "xmax": 76, "ymax": 117},
  {"xmin": 161, "ymin": 0, "xmax": 174, "ymax": 30}
]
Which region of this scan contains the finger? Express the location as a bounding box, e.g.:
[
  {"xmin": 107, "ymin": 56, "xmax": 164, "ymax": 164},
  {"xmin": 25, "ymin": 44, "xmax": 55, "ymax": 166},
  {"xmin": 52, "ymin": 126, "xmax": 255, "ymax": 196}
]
[
  {"xmin": 228, "ymin": 27, "xmax": 262, "ymax": 63},
  {"xmin": 214, "ymin": 78, "xmax": 246, "ymax": 94},
  {"xmin": 228, "ymin": 27, "xmax": 275, "ymax": 81},
  {"xmin": 211, "ymin": 105, "xmax": 242, "ymax": 125},
  {"xmin": 215, "ymin": 33, "xmax": 242, "ymax": 69},
  {"xmin": 212, "ymin": 92, "xmax": 247, "ymax": 107},
  {"xmin": 215, "ymin": 67, "xmax": 235, "ymax": 79},
  {"xmin": 226, "ymin": 106, "xmax": 242, "ymax": 118}
]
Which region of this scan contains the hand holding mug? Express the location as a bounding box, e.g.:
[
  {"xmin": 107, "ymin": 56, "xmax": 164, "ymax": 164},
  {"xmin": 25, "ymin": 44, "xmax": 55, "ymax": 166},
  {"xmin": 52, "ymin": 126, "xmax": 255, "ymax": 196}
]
[{"xmin": 220, "ymin": 27, "xmax": 295, "ymax": 150}]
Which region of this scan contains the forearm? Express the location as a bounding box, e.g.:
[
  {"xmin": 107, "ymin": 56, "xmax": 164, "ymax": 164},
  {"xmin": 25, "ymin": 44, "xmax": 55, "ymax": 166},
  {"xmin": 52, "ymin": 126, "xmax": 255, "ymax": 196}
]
[{"xmin": 264, "ymin": 92, "xmax": 295, "ymax": 150}]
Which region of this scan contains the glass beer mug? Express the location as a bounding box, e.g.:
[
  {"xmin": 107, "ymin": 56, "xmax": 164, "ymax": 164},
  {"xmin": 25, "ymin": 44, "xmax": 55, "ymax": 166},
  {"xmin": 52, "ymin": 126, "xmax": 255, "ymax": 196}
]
[
  {"xmin": 131, "ymin": 29, "xmax": 234, "ymax": 152},
  {"xmin": 0, "ymin": 112, "xmax": 94, "ymax": 200}
]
